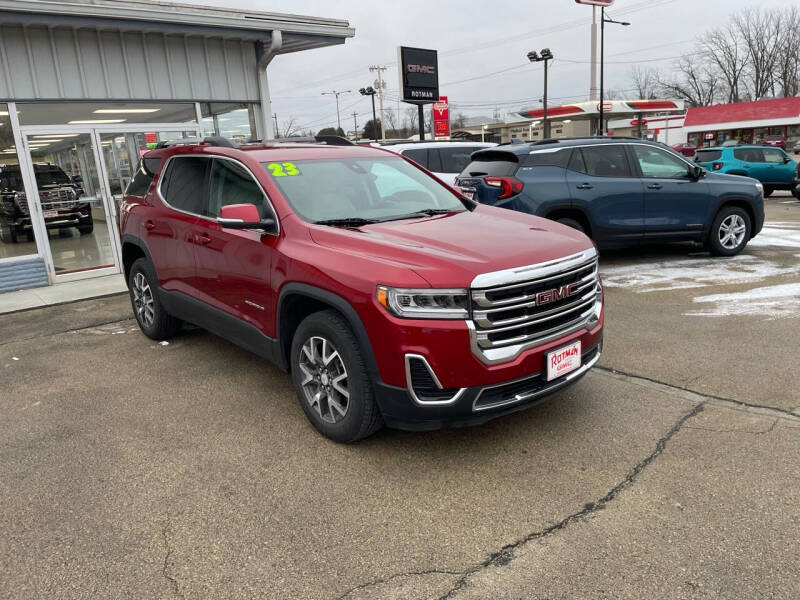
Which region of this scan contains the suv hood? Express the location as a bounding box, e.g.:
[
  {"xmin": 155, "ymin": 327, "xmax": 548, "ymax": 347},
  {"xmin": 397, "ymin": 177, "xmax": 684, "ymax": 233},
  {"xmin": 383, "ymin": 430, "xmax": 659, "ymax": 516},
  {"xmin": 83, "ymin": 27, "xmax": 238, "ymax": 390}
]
[{"xmin": 308, "ymin": 205, "xmax": 593, "ymax": 288}]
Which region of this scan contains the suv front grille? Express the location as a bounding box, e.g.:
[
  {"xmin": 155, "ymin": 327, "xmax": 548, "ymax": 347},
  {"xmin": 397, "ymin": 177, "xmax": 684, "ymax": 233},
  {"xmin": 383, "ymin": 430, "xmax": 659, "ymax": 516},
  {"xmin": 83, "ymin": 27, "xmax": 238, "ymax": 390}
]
[
  {"xmin": 469, "ymin": 249, "xmax": 600, "ymax": 364},
  {"xmin": 39, "ymin": 188, "xmax": 78, "ymax": 211}
]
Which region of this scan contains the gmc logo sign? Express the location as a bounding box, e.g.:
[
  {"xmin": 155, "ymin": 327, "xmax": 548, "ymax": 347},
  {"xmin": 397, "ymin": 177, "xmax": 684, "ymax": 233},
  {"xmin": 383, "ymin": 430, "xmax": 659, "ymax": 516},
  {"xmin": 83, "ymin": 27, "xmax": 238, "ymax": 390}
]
[
  {"xmin": 536, "ymin": 282, "xmax": 580, "ymax": 305},
  {"xmin": 407, "ymin": 64, "xmax": 435, "ymax": 75}
]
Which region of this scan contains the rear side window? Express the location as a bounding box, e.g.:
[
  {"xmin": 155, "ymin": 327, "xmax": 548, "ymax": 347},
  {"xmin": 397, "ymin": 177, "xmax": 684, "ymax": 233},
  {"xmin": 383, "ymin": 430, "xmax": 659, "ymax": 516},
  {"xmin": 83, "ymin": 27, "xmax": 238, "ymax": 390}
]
[
  {"xmin": 762, "ymin": 148, "xmax": 786, "ymax": 163},
  {"xmin": 438, "ymin": 147, "xmax": 484, "ymax": 173},
  {"xmin": 695, "ymin": 150, "xmax": 722, "ymax": 163},
  {"xmin": 401, "ymin": 148, "xmax": 428, "ymax": 169},
  {"xmin": 160, "ymin": 156, "xmax": 208, "ymax": 215},
  {"xmin": 461, "ymin": 152, "xmax": 519, "ymax": 177},
  {"xmin": 570, "ymin": 145, "xmax": 632, "ymax": 178},
  {"xmin": 125, "ymin": 158, "xmax": 162, "ymax": 197},
  {"xmin": 207, "ymin": 158, "xmax": 269, "ymax": 218},
  {"xmin": 523, "ymin": 148, "xmax": 571, "ymax": 168},
  {"xmin": 733, "ymin": 148, "xmax": 763, "ymax": 162}
]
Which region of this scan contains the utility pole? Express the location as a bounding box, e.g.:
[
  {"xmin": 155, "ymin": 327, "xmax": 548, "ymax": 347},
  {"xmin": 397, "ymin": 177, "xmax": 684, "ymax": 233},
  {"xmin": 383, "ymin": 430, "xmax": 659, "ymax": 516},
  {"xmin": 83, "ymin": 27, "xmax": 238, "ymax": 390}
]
[
  {"xmin": 590, "ymin": 6, "xmax": 598, "ymax": 102},
  {"xmin": 272, "ymin": 113, "xmax": 280, "ymax": 138},
  {"xmin": 321, "ymin": 90, "xmax": 351, "ymax": 132},
  {"xmin": 352, "ymin": 111, "xmax": 358, "ymax": 139},
  {"xmin": 369, "ymin": 65, "xmax": 387, "ymax": 141}
]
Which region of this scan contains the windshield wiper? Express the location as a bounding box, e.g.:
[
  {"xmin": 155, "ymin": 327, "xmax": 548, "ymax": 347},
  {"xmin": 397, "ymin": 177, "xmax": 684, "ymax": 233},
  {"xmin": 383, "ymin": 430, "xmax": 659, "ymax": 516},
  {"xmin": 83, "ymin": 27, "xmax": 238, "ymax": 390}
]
[
  {"xmin": 313, "ymin": 217, "xmax": 380, "ymax": 227},
  {"xmin": 379, "ymin": 208, "xmax": 457, "ymax": 222}
]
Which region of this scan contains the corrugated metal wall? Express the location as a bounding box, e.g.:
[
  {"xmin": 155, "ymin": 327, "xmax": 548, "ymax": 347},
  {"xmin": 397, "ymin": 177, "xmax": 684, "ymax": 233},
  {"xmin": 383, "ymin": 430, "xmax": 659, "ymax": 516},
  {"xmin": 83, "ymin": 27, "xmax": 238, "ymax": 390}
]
[{"xmin": 0, "ymin": 24, "xmax": 260, "ymax": 102}]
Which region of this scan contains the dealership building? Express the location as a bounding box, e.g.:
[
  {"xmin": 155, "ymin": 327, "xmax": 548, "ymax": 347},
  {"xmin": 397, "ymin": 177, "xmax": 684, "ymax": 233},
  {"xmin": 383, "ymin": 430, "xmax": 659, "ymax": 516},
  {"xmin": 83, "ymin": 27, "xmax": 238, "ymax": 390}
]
[{"xmin": 0, "ymin": 0, "xmax": 353, "ymax": 293}]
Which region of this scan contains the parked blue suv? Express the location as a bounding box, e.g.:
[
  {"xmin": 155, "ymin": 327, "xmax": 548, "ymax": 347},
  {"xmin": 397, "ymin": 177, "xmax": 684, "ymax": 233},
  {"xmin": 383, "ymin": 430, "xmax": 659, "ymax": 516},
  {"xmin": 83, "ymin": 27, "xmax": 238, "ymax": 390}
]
[
  {"xmin": 694, "ymin": 145, "xmax": 796, "ymax": 197},
  {"xmin": 455, "ymin": 137, "xmax": 765, "ymax": 256}
]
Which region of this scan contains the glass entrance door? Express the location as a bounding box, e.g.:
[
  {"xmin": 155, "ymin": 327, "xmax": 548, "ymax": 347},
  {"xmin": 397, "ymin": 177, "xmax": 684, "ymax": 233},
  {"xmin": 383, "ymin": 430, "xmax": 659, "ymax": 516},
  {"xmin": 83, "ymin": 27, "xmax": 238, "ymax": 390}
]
[
  {"xmin": 98, "ymin": 130, "xmax": 193, "ymax": 214},
  {"xmin": 23, "ymin": 132, "xmax": 119, "ymax": 278}
]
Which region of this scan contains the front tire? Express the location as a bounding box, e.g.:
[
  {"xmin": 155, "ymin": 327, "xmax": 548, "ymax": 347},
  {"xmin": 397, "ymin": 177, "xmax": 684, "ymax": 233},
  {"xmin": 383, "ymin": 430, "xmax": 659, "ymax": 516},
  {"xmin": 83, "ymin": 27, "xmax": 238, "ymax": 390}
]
[
  {"xmin": 763, "ymin": 186, "xmax": 774, "ymax": 197},
  {"xmin": 128, "ymin": 258, "xmax": 181, "ymax": 340},
  {"xmin": 707, "ymin": 206, "xmax": 751, "ymax": 256},
  {"xmin": 290, "ymin": 310, "xmax": 383, "ymax": 443}
]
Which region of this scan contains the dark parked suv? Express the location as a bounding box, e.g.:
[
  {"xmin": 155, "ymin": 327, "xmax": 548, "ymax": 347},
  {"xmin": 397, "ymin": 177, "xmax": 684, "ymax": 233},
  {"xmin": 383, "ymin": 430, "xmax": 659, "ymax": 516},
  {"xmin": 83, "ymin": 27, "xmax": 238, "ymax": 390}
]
[
  {"xmin": 456, "ymin": 137, "xmax": 765, "ymax": 256},
  {"xmin": 120, "ymin": 137, "xmax": 603, "ymax": 442},
  {"xmin": 0, "ymin": 163, "xmax": 92, "ymax": 243}
]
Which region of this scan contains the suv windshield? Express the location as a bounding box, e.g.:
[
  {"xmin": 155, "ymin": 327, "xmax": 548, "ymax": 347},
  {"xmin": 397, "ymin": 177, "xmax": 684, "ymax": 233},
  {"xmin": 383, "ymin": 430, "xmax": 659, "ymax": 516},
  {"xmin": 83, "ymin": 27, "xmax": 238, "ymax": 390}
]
[
  {"xmin": 263, "ymin": 156, "xmax": 466, "ymax": 223},
  {"xmin": 34, "ymin": 167, "xmax": 71, "ymax": 187}
]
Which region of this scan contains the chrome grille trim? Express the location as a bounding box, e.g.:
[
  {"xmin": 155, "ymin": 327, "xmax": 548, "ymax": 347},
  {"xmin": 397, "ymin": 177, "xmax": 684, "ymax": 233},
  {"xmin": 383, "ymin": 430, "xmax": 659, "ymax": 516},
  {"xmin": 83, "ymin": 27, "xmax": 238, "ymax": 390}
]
[{"xmin": 468, "ymin": 248, "xmax": 602, "ymax": 365}]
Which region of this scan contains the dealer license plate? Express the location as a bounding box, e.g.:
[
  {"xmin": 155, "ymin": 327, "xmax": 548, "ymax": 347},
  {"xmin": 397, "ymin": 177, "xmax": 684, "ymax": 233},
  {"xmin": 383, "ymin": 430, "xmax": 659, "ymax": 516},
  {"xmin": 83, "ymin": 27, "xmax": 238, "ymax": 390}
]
[
  {"xmin": 546, "ymin": 340, "xmax": 581, "ymax": 381},
  {"xmin": 43, "ymin": 210, "xmax": 58, "ymax": 218}
]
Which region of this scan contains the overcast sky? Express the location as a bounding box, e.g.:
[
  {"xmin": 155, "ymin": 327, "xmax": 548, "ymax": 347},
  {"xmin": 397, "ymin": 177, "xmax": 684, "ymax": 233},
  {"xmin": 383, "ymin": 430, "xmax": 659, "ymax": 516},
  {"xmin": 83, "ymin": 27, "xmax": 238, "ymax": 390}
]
[{"xmin": 175, "ymin": 0, "xmax": 796, "ymax": 133}]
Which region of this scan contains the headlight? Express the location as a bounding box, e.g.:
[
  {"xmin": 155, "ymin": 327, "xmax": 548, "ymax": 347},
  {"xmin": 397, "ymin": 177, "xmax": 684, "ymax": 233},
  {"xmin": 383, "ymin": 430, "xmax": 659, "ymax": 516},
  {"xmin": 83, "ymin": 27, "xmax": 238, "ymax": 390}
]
[
  {"xmin": 755, "ymin": 182, "xmax": 764, "ymax": 196},
  {"xmin": 377, "ymin": 286, "xmax": 469, "ymax": 319}
]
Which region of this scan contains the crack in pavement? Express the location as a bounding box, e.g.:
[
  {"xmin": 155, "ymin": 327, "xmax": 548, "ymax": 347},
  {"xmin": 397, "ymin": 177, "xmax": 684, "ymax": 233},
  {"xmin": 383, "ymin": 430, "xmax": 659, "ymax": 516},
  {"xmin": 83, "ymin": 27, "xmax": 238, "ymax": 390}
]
[
  {"xmin": 335, "ymin": 402, "xmax": 706, "ymax": 600},
  {"xmin": 595, "ymin": 366, "xmax": 800, "ymax": 422},
  {"xmin": 0, "ymin": 316, "xmax": 135, "ymax": 348},
  {"xmin": 162, "ymin": 521, "xmax": 184, "ymax": 599},
  {"xmin": 334, "ymin": 569, "xmax": 463, "ymax": 600},
  {"xmin": 685, "ymin": 418, "xmax": 779, "ymax": 435}
]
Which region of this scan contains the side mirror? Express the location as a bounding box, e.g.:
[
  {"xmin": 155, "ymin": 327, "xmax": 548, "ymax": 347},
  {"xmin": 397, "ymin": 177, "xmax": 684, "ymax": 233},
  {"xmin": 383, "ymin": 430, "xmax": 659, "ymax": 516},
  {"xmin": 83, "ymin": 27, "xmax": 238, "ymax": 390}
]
[
  {"xmin": 690, "ymin": 165, "xmax": 704, "ymax": 179},
  {"xmin": 217, "ymin": 203, "xmax": 275, "ymax": 230},
  {"xmin": 784, "ymin": 156, "xmax": 791, "ymax": 163}
]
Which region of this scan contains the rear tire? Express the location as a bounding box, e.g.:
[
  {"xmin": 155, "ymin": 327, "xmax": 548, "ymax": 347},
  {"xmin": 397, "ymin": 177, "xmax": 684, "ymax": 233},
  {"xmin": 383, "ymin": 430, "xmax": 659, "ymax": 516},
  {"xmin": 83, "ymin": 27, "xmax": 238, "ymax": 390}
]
[
  {"xmin": 128, "ymin": 257, "xmax": 181, "ymax": 340},
  {"xmin": 707, "ymin": 206, "xmax": 751, "ymax": 256},
  {"xmin": 556, "ymin": 217, "xmax": 586, "ymax": 234},
  {"xmin": 290, "ymin": 310, "xmax": 383, "ymax": 443}
]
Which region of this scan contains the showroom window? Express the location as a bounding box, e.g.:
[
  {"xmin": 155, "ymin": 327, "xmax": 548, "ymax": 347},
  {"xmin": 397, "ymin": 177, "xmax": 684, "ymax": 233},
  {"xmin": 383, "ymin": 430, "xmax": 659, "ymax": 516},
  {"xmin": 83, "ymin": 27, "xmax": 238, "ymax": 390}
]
[
  {"xmin": 17, "ymin": 102, "xmax": 198, "ymax": 126},
  {"xmin": 0, "ymin": 104, "xmax": 38, "ymax": 260},
  {"xmin": 200, "ymin": 103, "xmax": 258, "ymax": 142}
]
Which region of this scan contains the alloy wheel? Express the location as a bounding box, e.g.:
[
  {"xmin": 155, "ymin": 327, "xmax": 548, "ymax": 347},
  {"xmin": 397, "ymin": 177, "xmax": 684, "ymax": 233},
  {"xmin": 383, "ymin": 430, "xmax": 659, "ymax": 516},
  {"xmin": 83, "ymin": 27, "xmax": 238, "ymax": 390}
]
[
  {"xmin": 132, "ymin": 272, "xmax": 155, "ymax": 328},
  {"xmin": 297, "ymin": 335, "xmax": 349, "ymax": 424},
  {"xmin": 718, "ymin": 214, "xmax": 746, "ymax": 250}
]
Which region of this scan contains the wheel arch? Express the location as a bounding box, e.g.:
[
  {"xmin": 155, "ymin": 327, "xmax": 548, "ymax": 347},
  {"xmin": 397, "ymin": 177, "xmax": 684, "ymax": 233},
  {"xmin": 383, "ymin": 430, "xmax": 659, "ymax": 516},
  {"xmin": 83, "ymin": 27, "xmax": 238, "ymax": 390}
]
[
  {"xmin": 277, "ymin": 283, "xmax": 380, "ymax": 380},
  {"xmin": 543, "ymin": 207, "xmax": 593, "ymax": 238},
  {"xmin": 121, "ymin": 234, "xmax": 154, "ymax": 284}
]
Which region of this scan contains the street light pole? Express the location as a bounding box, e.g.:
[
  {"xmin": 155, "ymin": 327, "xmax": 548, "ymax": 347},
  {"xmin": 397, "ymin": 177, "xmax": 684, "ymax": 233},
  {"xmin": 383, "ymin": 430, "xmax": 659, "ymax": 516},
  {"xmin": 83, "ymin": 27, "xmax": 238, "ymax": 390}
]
[
  {"xmin": 599, "ymin": 9, "xmax": 630, "ymax": 136},
  {"xmin": 359, "ymin": 87, "xmax": 379, "ymax": 142},
  {"xmin": 527, "ymin": 48, "xmax": 554, "ymax": 139}
]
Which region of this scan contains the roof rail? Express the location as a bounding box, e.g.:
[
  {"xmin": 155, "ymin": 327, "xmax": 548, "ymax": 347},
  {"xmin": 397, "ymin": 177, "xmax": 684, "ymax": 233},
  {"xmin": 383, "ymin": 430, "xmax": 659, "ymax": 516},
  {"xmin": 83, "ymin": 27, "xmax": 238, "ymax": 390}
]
[
  {"xmin": 528, "ymin": 135, "xmax": 646, "ymax": 146},
  {"xmin": 155, "ymin": 136, "xmax": 238, "ymax": 149},
  {"xmin": 263, "ymin": 135, "xmax": 356, "ymax": 146}
]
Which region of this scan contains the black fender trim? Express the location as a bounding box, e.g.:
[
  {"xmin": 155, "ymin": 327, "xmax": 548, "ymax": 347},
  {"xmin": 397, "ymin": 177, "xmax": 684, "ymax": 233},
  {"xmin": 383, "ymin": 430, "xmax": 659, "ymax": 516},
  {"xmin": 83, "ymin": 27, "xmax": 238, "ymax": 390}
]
[
  {"xmin": 157, "ymin": 288, "xmax": 284, "ymax": 368},
  {"xmin": 276, "ymin": 283, "xmax": 380, "ymax": 381},
  {"xmin": 121, "ymin": 234, "xmax": 155, "ymax": 283},
  {"xmin": 703, "ymin": 196, "xmax": 759, "ymax": 241}
]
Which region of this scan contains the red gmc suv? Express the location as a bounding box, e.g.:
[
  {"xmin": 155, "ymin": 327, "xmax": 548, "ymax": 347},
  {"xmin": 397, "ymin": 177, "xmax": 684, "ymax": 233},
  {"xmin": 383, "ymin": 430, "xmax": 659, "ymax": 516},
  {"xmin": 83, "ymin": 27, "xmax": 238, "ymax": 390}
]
[{"xmin": 120, "ymin": 136, "xmax": 603, "ymax": 442}]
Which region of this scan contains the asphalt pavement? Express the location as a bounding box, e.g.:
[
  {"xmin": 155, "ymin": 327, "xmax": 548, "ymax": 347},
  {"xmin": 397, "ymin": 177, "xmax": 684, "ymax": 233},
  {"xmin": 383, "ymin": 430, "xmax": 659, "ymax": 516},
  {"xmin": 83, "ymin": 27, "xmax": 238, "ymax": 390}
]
[{"xmin": 1, "ymin": 196, "xmax": 798, "ymax": 599}]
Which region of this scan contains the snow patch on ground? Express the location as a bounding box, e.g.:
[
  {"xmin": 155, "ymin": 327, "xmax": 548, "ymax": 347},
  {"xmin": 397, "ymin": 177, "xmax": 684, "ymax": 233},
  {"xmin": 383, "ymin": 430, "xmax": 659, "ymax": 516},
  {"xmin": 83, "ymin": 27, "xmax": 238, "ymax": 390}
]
[
  {"xmin": 685, "ymin": 283, "xmax": 800, "ymax": 319},
  {"xmin": 749, "ymin": 223, "xmax": 800, "ymax": 249},
  {"xmin": 601, "ymin": 254, "xmax": 800, "ymax": 293}
]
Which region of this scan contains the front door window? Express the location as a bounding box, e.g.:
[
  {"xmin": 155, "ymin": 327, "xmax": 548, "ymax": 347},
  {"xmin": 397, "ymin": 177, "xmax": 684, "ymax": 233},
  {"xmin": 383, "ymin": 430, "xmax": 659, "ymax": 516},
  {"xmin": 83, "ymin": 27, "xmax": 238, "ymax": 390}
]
[{"xmin": 25, "ymin": 132, "xmax": 117, "ymax": 276}]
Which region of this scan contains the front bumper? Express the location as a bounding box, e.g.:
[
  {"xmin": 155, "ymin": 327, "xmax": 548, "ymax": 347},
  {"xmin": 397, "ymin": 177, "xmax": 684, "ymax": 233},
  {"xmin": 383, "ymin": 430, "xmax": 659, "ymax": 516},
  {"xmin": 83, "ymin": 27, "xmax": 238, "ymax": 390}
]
[{"xmin": 374, "ymin": 340, "xmax": 602, "ymax": 431}]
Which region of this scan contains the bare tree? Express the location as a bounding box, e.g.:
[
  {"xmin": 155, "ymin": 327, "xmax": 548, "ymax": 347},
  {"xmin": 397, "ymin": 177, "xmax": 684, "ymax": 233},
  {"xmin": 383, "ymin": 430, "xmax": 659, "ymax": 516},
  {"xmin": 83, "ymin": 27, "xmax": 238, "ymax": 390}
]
[
  {"xmin": 657, "ymin": 55, "xmax": 719, "ymax": 107},
  {"xmin": 404, "ymin": 105, "xmax": 418, "ymax": 132},
  {"xmin": 383, "ymin": 107, "xmax": 398, "ymax": 135},
  {"xmin": 775, "ymin": 6, "xmax": 800, "ymax": 97},
  {"xmin": 630, "ymin": 66, "xmax": 658, "ymax": 99},
  {"xmin": 733, "ymin": 8, "xmax": 784, "ymax": 99},
  {"xmin": 701, "ymin": 24, "xmax": 748, "ymax": 103},
  {"xmin": 282, "ymin": 118, "xmax": 299, "ymax": 137}
]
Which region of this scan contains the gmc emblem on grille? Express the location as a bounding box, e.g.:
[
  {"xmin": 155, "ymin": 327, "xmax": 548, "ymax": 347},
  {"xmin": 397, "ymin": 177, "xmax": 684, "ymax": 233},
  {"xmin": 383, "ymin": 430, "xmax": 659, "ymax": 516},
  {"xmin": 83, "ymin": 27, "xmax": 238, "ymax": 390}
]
[{"xmin": 536, "ymin": 282, "xmax": 580, "ymax": 305}]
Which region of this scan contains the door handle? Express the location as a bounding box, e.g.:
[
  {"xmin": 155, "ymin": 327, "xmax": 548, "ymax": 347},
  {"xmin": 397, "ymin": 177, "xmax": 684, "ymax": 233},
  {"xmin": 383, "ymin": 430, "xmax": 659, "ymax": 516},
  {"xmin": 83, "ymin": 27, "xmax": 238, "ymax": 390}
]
[
  {"xmin": 195, "ymin": 233, "xmax": 212, "ymax": 245},
  {"xmin": 647, "ymin": 183, "xmax": 663, "ymax": 190},
  {"xmin": 576, "ymin": 183, "xmax": 593, "ymax": 189},
  {"xmin": 145, "ymin": 220, "xmax": 155, "ymax": 231}
]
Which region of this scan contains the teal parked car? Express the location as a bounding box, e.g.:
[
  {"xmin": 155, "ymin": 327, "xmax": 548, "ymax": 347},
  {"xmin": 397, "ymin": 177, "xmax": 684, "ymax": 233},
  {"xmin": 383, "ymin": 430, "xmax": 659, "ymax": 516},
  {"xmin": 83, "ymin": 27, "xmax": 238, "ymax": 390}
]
[{"xmin": 694, "ymin": 145, "xmax": 797, "ymax": 197}]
